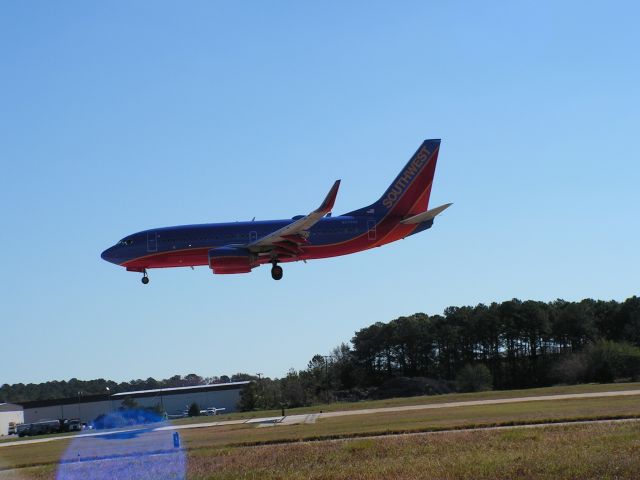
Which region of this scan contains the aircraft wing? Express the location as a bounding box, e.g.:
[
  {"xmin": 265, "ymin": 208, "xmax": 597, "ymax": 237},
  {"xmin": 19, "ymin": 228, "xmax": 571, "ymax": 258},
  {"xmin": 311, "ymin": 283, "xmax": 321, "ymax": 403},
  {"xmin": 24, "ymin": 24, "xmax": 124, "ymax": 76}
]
[{"xmin": 248, "ymin": 180, "xmax": 341, "ymax": 255}]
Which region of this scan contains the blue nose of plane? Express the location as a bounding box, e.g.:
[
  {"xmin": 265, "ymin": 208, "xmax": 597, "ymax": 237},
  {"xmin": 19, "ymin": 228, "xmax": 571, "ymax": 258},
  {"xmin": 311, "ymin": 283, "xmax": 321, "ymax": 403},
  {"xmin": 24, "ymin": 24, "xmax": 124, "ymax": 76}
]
[{"xmin": 101, "ymin": 246, "xmax": 120, "ymax": 264}]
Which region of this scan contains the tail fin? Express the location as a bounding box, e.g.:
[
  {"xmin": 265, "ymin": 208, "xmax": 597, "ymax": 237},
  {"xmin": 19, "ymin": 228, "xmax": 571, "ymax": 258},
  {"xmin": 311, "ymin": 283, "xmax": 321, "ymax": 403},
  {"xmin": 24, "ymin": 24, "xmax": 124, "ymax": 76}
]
[{"xmin": 346, "ymin": 139, "xmax": 441, "ymax": 217}]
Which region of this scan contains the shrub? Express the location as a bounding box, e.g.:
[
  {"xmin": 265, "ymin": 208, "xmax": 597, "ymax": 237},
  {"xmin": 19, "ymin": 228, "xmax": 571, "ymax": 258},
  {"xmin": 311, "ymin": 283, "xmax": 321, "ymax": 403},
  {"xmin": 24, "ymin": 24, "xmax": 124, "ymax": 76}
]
[
  {"xmin": 585, "ymin": 340, "xmax": 640, "ymax": 383},
  {"xmin": 371, "ymin": 377, "xmax": 455, "ymax": 399},
  {"xmin": 550, "ymin": 353, "xmax": 589, "ymax": 385},
  {"xmin": 456, "ymin": 364, "xmax": 493, "ymax": 392},
  {"xmin": 551, "ymin": 341, "xmax": 640, "ymax": 384},
  {"xmin": 238, "ymin": 382, "xmax": 258, "ymax": 411},
  {"xmin": 188, "ymin": 402, "xmax": 200, "ymax": 417}
]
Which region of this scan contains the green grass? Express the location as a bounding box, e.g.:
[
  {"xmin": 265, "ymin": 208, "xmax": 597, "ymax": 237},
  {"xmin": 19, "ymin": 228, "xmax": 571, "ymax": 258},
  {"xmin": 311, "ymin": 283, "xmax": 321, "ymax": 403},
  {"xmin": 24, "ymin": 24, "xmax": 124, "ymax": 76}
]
[
  {"xmin": 0, "ymin": 431, "xmax": 83, "ymax": 444},
  {"xmin": 177, "ymin": 395, "xmax": 640, "ymax": 449},
  {"xmin": 170, "ymin": 381, "xmax": 640, "ymax": 425}
]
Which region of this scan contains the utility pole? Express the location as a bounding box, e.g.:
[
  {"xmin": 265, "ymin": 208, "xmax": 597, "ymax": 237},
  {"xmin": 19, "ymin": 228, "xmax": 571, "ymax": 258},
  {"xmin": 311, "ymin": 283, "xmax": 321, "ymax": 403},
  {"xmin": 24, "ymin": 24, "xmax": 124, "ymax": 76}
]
[
  {"xmin": 321, "ymin": 356, "xmax": 332, "ymax": 404},
  {"xmin": 256, "ymin": 373, "xmax": 263, "ymax": 409},
  {"xmin": 106, "ymin": 387, "xmax": 112, "ymax": 413},
  {"xmin": 77, "ymin": 391, "xmax": 82, "ymax": 422}
]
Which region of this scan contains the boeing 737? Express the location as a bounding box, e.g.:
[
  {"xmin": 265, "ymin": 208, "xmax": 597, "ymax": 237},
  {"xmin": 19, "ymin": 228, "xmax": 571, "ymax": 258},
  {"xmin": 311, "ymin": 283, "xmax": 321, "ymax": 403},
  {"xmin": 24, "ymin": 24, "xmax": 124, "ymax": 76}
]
[{"xmin": 101, "ymin": 139, "xmax": 451, "ymax": 283}]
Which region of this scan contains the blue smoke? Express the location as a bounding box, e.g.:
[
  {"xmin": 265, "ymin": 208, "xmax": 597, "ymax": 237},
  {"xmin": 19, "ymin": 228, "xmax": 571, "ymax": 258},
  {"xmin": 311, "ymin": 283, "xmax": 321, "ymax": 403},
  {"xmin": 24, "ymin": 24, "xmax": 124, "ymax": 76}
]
[{"xmin": 56, "ymin": 409, "xmax": 186, "ymax": 480}]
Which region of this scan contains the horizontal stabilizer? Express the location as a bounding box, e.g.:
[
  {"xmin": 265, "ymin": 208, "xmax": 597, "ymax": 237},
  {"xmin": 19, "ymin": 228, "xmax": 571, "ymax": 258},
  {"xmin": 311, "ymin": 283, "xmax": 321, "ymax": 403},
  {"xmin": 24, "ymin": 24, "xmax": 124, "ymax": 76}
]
[{"xmin": 400, "ymin": 203, "xmax": 452, "ymax": 225}]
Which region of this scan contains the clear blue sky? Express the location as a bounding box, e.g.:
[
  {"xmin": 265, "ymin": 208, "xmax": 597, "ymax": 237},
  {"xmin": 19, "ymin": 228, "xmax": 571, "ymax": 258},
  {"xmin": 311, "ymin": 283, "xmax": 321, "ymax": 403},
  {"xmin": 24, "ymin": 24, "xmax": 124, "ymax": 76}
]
[{"xmin": 1, "ymin": 1, "xmax": 638, "ymax": 385}]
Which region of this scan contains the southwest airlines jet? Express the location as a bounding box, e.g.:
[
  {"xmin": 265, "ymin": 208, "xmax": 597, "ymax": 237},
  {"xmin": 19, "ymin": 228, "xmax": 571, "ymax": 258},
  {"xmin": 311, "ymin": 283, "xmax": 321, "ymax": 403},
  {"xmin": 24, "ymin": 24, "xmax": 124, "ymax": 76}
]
[{"xmin": 101, "ymin": 139, "xmax": 451, "ymax": 284}]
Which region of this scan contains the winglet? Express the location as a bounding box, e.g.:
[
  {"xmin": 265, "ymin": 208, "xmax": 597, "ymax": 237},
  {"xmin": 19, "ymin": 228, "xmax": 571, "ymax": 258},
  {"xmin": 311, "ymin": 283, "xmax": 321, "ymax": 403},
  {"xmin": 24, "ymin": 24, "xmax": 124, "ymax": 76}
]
[
  {"xmin": 248, "ymin": 179, "xmax": 342, "ymax": 249},
  {"xmin": 318, "ymin": 180, "xmax": 341, "ymax": 214}
]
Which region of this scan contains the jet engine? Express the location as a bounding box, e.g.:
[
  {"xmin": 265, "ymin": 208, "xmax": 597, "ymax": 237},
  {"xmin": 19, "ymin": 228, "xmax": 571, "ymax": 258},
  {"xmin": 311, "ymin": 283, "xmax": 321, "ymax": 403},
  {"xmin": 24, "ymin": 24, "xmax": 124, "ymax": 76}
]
[{"xmin": 208, "ymin": 247, "xmax": 258, "ymax": 274}]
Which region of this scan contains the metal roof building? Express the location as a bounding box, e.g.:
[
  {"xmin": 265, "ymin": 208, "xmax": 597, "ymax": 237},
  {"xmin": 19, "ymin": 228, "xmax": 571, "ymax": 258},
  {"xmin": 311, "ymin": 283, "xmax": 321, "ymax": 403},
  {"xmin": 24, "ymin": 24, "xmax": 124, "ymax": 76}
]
[{"xmin": 20, "ymin": 382, "xmax": 250, "ymax": 424}]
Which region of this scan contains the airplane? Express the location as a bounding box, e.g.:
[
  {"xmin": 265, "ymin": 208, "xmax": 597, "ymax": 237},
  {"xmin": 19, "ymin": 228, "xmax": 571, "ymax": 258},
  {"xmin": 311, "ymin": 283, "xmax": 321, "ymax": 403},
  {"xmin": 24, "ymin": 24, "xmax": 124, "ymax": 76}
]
[
  {"xmin": 200, "ymin": 407, "xmax": 226, "ymax": 416},
  {"xmin": 101, "ymin": 139, "xmax": 451, "ymax": 284}
]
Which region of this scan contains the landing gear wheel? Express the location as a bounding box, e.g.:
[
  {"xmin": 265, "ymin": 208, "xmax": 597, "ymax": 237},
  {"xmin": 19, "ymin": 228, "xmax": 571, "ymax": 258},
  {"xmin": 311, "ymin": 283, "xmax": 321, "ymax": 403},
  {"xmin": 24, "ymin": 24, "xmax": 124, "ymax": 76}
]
[
  {"xmin": 141, "ymin": 271, "xmax": 149, "ymax": 285},
  {"xmin": 271, "ymin": 265, "xmax": 283, "ymax": 281}
]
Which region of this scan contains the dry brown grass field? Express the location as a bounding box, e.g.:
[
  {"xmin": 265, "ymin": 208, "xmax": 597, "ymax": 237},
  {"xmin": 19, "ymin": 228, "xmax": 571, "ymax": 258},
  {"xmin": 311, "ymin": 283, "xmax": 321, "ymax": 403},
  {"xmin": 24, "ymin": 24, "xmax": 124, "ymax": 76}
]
[
  {"xmin": 184, "ymin": 421, "xmax": 640, "ymax": 480},
  {"xmin": 2, "ymin": 422, "xmax": 639, "ymax": 479}
]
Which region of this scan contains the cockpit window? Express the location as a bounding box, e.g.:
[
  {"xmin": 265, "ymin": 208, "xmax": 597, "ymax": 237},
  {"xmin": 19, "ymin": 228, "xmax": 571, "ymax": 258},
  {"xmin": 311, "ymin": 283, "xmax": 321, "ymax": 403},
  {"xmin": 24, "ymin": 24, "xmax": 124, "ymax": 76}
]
[{"xmin": 118, "ymin": 238, "xmax": 134, "ymax": 246}]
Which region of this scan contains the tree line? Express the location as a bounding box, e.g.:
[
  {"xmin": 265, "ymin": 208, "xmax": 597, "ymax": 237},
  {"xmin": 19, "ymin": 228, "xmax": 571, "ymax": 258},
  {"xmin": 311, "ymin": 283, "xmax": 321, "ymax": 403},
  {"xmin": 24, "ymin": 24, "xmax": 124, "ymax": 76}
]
[
  {"xmin": 3, "ymin": 296, "xmax": 639, "ymax": 409},
  {"xmin": 348, "ymin": 296, "xmax": 640, "ymax": 389},
  {"xmin": 0, "ymin": 373, "xmax": 248, "ymax": 403},
  {"xmin": 238, "ymin": 296, "xmax": 640, "ymax": 410}
]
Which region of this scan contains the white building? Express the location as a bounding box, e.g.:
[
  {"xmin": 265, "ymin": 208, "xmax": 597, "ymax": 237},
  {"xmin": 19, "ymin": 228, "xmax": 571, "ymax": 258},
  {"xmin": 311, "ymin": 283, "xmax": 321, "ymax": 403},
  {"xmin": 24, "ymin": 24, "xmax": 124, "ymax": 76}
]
[
  {"xmin": 0, "ymin": 403, "xmax": 24, "ymax": 436},
  {"xmin": 21, "ymin": 382, "xmax": 249, "ymax": 425},
  {"xmin": 21, "ymin": 396, "xmax": 110, "ymax": 425}
]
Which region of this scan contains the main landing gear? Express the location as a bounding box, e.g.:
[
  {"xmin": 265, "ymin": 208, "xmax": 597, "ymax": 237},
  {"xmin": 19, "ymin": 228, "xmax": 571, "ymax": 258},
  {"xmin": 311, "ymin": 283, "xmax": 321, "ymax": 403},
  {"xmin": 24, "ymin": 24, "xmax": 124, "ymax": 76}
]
[
  {"xmin": 141, "ymin": 270, "xmax": 149, "ymax": 285},
  {"xmin": 270, "ymin": 262, "xmax": 283, "ymax": 281}
]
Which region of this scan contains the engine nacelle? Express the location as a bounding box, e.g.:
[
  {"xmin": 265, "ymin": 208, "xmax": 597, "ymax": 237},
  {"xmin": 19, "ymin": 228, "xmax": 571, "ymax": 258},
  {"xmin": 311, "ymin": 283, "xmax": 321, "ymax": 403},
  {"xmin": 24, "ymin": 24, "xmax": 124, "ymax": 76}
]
[{"xmin": 208, "ymin": 247, "xmax": 258, "ymax": 274}]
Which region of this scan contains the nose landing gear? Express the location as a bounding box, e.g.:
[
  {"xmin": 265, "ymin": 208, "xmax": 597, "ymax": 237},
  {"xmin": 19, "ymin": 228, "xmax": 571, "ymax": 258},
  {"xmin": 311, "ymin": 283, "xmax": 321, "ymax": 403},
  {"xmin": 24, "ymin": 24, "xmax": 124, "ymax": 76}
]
[
  {"xmin": 270, "ymin": 262, "xmax": 283, "ymax": 281},
  {"xmin": 141, "ymin": 270, "xmax": 149, "ymax": 285}
]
